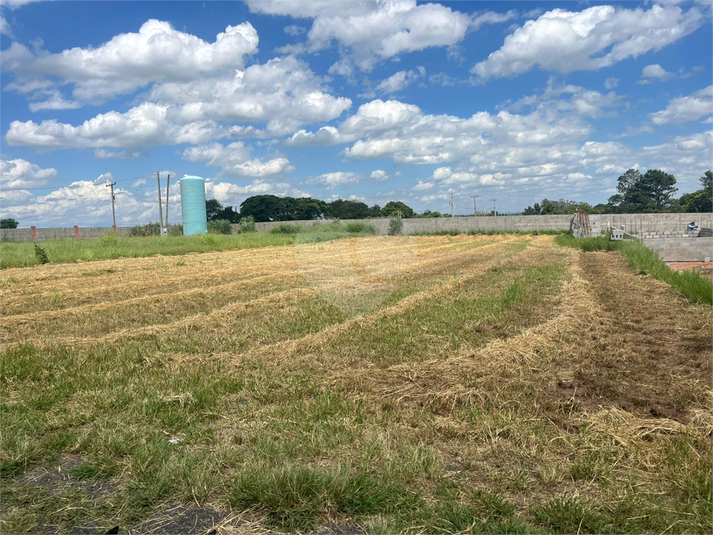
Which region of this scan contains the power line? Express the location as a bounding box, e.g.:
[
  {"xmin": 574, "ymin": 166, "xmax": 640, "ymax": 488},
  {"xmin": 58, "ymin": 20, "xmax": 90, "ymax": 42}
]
[{"xmin": 0, "ymin": 173, "xmax": 160, "ymax": 192}]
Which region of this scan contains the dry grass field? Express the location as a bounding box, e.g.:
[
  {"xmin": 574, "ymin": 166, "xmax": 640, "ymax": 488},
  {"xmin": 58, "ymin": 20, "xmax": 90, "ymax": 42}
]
[{"xmin": 1, "ymin": 234, "xmax": 711, "ymax": 534}]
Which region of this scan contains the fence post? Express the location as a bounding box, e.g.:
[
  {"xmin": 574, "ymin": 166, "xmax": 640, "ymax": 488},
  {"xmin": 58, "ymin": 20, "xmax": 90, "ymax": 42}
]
[
  {"xmin": 31, "ymin": 226, "xmax": 37, "ymax": 242},
  {"xmin": 74, "ymin": 225, "xmax": 80, "ymax": 240}
]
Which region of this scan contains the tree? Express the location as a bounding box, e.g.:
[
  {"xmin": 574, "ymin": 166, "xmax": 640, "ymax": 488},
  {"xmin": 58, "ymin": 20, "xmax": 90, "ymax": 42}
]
[
  {"xmin": 633, "ymin": 169, "xmax": 677, "ymax": 212},
  {"xmin": 420, "ymin": 210, "xmax": 444, "ymax": 218},
  {"xmin": 0, "ymin": 218, "xmax": 19, "ymax": 229},
  {"xmin": 608, "ymin": 168, "xmax": 676, "ymax": 212},
  {"xmin": 216, "ymin": 205, "xmax": 239, "ymax": 223},
  {"xmin": 522, "ymin": 199, "xmax": 591, "ymax": 215},
  {"xmin": 292, "ymin": 198, "xmax": 327, "ymax": 220},
  {"xmin": 608, "ymin": 169, "xmax": 642, "ymax": 212},
  {"xmin": 206, "ymin": 199, "xmax": 223, "ymax": 221},
  {"xmin": 679, "ymin": 170, "xmax": 713, "ymax": 213},
  {"xmin": 366, "ymin": 204, "xmax": 382, "ymax": 218},
  {"xmin": 381, "ymin": 201, "xmax": 414, "ymax": 218},
  {"xmin": 523, "ymin": 202, "xmax": 541, "ymax": 215},
  {"xmin": 206, "ymin": 199, "xmax": 239, "ymax": 222},
  {"xmin": 240, "ymin": 195, "xmax": 284, "ymax": 222},
  {"xmin": 325, "ymin": 200, "xmax": 371, "ymax": 219}
]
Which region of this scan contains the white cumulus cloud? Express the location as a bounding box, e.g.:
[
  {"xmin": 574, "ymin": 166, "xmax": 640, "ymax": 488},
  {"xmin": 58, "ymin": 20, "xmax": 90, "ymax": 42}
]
[
  {"xmin": 370, "ymin": 169, "xmax": 389, "ymax": 181},
  {"xmin": 307, "ymin": 171, "xmax": 362, "ymax": 188},
  {"xmin": 6, "ymin": 103, "xmax": 221, "ymax": 150},
  {"xmin": 472, "ymin": 3, "xmax": 702, "ymax": 80},
  {"xmin": 650, "ymin": 86, "xmax": 713, "ymax": 124},
  {"xmin": 183, "ymin": 142, "xmax": 295, "ymax": 179},
  {"xmin": 0, "ymin": 158, "xmax": 58, "ymax": 189},
  {"xmin": 5, "ymin": 19, "xmax": 259, "ymax": 106},
  {"xmin": 641, "ymin": 64, "xmax": 672, "ymax": 80},
  {"xmin": 375, "ymin": 66, "xmax": 425, "ymax": 93}
]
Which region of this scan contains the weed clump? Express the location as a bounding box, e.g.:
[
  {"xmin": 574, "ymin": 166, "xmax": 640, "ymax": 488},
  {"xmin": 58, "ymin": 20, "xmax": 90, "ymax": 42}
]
[
  {"xmin": 129, "ymin": 223, "xmax": 160, "ymax": 237},
  {"xmin": 33, "ymin": 243, "xmax": 49, "ymax": 264},
  {"xmin": 237, "ymin": 216, "xmax": 255, "ymax": 233},
  {"xmin": 388, "ymin": 215, "xmax": 403, "ymax": 236},
  {"xmin": 345, "ymin": 222, "xmax": 377, "ymax": 235},
  {"xmin": 271, "ymin": 223, "xmax": 302, "ymax": 234},
  {"xmin": 98, "ymin": 232, "xmax": 119, "ymax": 247},
  {"xmin": 200, "ymin": 234, "xmax": 219, "ymax": 247},
  {"xmin": 207, "ymin": 219, "xmax": 232, "ymax": 235}
]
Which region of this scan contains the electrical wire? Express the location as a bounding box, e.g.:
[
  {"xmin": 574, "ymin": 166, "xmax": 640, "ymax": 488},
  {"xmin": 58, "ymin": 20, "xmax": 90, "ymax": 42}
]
[{"xmin": 0, "ymin": 172, "xmax": 180, "ymax": 192}]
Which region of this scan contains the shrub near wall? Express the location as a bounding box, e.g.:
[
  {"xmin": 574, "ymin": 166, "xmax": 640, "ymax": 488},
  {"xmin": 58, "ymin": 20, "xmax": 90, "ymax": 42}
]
[
  {"xmin": 238, "ymin": 216, "xmax": 256, "ymax": 233},
  {"xmin": 130, "ymin": 223, "xmax": 160, "ymax": 237},
  {"xmin": 208, "ymin": 219, "xmax": 232, "ymax": 235}
]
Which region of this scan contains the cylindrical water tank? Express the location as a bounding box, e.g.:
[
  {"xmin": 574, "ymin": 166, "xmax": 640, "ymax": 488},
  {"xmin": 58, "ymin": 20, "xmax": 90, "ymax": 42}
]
[{"xmin": 180, "ymin": 176, "xmax": 208, "ymax": 236}]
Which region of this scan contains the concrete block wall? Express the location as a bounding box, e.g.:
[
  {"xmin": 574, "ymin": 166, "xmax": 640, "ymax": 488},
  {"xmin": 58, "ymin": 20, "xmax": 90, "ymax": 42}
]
[
  {"xmin": 252, "ymin": 218, "xmax": 392, "ymax": 234},
  {"xmin": 643, "ymin": 237, "xmax": 713, "ymax": 262},
  {"xmin": 254, "ymin": 215, "xmax": 573, "ymax": 235},
  {"xmin": 254, "ymin": 213, "xmax": 713, "ymax": 236},
  {"xmin": 0, "ymin": 226, "xmax": 132, "ymax": 242},
  {"xmin": 2, "ymin": 213, "xmax": 711, "ymax": 241},
  {"xmin": 590, "ymin": 213, "xmax": 713, "ymax": 234}
]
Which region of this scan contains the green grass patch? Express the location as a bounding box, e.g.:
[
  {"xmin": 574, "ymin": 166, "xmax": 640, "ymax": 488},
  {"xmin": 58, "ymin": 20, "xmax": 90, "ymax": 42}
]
[
  {"xmin": 0, "ymin": 233, "xmax": 297, "ymax": 269},
  {"xmin": 0, "ymin": 226, "xmax": 379, "ymax": 269},
  {"xmin": 556, "ymin": 233, "xmax": 713, "ymax": 305}
]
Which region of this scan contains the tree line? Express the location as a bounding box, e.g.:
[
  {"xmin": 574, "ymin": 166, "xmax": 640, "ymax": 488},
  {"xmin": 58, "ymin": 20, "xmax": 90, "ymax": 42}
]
[
  {"xmin": 206, "ymin": 196, "xmax": 422, "ymax": 223},
  {"xmin": 524, "ymin": 169, "xmax": 712, "ymax": 215}
]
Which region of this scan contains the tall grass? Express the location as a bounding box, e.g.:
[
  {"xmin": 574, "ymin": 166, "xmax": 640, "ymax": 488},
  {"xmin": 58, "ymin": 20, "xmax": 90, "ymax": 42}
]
[
  {"xmin": 0, "ymin": 222, "xmax": 383, "ymax": 269},
  {"xmin": 0, "ymin": 233, "xmax": 295, "ymax": 269},
  {"xmin": 556, "ymin": 234, "xmax": 713, "ymax": 305},
  {"xmin": 268, "ymin": 221, "xmax": 378, "ymax": 244}
]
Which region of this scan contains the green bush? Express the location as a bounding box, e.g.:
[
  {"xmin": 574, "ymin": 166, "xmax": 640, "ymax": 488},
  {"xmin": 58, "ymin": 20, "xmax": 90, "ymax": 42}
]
[
  {"xmin": 238, "ymin": 216, "xmax": 255, "ymax": 233},
  {"xmin": 345, "ymin": 222, "xmax": 378, "ymax": 235},
  {"xmin": 208, "ymin": 219, "xmax": 232, "ymax": 235},
  {"xmin": 34, "ymin": 244, "xmax": 49, "ymax": 264},
  {"xmin": 98, "ymin": 232, "xmax": 119, "ymax": 247},
  {"xmin": 270, "ymin": 223, "xmax": 301, "ymax": 234},
  {"xmin": 200, "ymin": 234, "xmax": 219, "ymax": 247},
  {"xmin": 130, "ymin": 223, "xmax": 160, "ymax": 237},
  {"xmin": 388, "ymin": 216, "xmax": 403, "ymax": 236},
  {"xmin": 168, "ymin": 225, "xmax": 183, "ymax": 236}
]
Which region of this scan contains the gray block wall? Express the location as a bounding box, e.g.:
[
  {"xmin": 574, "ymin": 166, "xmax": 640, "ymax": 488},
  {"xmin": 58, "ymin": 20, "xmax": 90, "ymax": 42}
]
[
  {"xmin": 0, "ymin": 226, "xmax": 133, "ymax": 242},
  {"xmin": 254, "ymin": 213, "xmax": 713, "ymax": 236},
  {"xmin": 2, "ymin": 213, "xmax": 712, "ymax": 242},
  {"xmin": 643, "ymin": 237, "xmax": 713, "ymax": 262}
]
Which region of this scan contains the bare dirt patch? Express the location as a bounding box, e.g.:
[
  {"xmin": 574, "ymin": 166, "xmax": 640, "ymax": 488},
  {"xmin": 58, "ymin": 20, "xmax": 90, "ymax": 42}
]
[
  {"xmin": 569, "ymin": 252, "xmax": 712, "ymax": 422},
  {"xmin": 667, "ymin": 261, "xmax": 713, "ymax": 279}
]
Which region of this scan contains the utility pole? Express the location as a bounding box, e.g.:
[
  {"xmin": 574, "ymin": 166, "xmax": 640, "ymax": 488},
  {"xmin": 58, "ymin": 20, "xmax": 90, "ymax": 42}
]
[
  {"xmin": 471, "ymin": 195, "xmax": 479, "ymax": 216},
  {"xmin": 447, "ymin": 191, "xmax": 455, "ymax": 217},
  {"xmin": 156, "ymin": 171, "xmax": 165, "ymax": 236},
  {"xmin": 491, "ymin": 198, "xmax": 498, "ymax": 217},
  {"xmin": 165, "ymin": 174, "xmax": 170, "ymax": 229},
  {"xmin": 106, "ymin": 182, "xmax": 117, "ymax": 230}
]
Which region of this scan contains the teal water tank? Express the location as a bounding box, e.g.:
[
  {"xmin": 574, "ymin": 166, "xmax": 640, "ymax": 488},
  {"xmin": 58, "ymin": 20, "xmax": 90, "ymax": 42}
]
[{"xmin": 180, "ymin": 176, "xmax": 208, "ymax": 235}]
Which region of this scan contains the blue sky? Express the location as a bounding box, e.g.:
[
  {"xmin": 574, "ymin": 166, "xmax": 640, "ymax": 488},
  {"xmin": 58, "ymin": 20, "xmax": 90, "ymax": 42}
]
[{"xmin": 0, "ymin": 0, "xmax": 711, "ymax": 227}]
